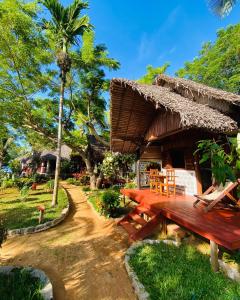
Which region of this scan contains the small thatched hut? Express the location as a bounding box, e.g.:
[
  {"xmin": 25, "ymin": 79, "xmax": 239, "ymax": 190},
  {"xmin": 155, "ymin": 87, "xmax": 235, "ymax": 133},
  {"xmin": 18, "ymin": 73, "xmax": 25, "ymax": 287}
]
[{"xmin": 110, "ymin": 75, "xmax": 240, "ymax": 194}]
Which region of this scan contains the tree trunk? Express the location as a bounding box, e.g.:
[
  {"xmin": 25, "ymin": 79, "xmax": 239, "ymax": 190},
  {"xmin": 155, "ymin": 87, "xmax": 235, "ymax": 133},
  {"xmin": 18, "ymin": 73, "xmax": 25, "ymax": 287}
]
[
  {"xmin": 85, "ymin": 158, "xmax": 98, "ymax": 190},
  {"xmin": 52, "ymin": 70, "xmax": 65, "ymax": 207}
]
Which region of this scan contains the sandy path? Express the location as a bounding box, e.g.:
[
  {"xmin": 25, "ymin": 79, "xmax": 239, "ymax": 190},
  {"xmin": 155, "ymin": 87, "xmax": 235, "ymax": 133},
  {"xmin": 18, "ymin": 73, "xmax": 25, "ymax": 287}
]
[{"xmin": 0, "ymin": 184, "xmax": 136, "ymax": 300}]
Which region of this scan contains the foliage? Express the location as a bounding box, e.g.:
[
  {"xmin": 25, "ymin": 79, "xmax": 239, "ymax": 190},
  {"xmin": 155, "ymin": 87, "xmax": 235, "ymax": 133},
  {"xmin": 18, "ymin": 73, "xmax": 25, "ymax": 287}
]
[
  {"xmin": 195, "ymin": 138, "xmax": 238, "ymax": 185},
  {"xmin": 8, "ymin": 159, "xmax": 22, "ymax": 175},
  {"xmin": 146, "ymin": 162, "xmax": 161, "ymax": 171},
  {"xmin": 100, "ymin": 152, "xmax": 136, "ymax": 180},
  {"xmin": 82, "ymin": 186, "xmax": 90, "ymax": 192},
  {"xmin": 46, "ymin": 179, "xmax": 54, "ymax": 191},
  {"xmin": 207, "ymin": 0, "xmax": 237, "ymax": 17},
  {"xmin": 15, "ymin": 178, "xmax": 34, "ymax": 190},
  {"xmin": 129, "ymin": 242, "xmax": 240, "ymax": 300},
  {"xmin": 98, "ymin": 190, "xmax": 120, "ymax": 217},
  {"xmin": 32, "ymin": 174, "xmax": 50, "ymax": 184},
  {"xmin": 1, "ymin": 178, "xmax": 16, "ymax": 189},
  {"xmin": 0, "ymin": 0, "xmax": 119, "ymax": 192},
  {"xmin": 138, "ymin": 63, "xmax": 170, "ymax": 84},
  {"xmin": 0, "ymin": 268, "xmax": 44, "ymax": 300},
  {"xmin": 124, "ymin": 182, "xmax": 137, "ymax": 189},
  {"xmin": 0, "ymin": 219, "xmax": 7, "ymax": 248},
  {"xmin": 19, "ymin": 185, "xmax": 30, "ymax": 201},
  {"xmin": 0, "ymin": 186, "xmax": 68, "ymax": 230},
  {"xmin": 80, "ymin": 175, "xmax": 90, "ymax": 185},
  {"xmin": 176, "ymin": 24, "xmax": 240, "ymax": 94}
]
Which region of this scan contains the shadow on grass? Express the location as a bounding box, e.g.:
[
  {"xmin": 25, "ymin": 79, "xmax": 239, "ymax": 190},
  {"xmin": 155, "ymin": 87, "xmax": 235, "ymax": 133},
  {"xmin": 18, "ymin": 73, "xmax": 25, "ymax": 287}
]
[{"xmin": 1, "ymin": 187, "xmax": 133, "ymax": 300}]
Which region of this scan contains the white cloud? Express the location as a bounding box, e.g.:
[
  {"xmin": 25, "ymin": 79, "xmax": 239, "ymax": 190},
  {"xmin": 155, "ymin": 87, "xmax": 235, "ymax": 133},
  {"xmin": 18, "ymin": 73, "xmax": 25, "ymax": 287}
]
[{"xmin": 137, "ymin": 6, "xmax": 181, "ymax": 62}]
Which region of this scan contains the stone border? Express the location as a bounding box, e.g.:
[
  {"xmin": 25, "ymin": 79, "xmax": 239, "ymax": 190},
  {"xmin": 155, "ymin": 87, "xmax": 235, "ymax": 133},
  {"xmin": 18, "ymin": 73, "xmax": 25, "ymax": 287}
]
[
  {"xmin": 125, "ymin": 239, "xmax": 240, "ymax": 300},
  {"xmin": 7, "ymin": 187, "xmax": 70, "ymax": 237},
  {"xmin": 0, "ymin": 266, "xmax": 53, "ymax": 300}
]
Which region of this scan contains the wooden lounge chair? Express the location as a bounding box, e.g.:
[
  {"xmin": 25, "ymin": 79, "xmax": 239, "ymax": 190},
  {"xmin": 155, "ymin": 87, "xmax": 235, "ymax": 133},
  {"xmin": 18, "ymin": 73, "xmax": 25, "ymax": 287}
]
[{"xmin": 193, "ymin": 180, "xmax": 240, "ymax": 212}]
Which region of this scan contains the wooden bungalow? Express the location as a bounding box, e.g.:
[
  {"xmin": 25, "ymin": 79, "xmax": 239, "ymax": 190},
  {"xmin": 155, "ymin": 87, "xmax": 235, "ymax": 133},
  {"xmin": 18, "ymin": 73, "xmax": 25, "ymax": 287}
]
[
  {"xmin": 111, "ymin": 74, "xmax": 240, "ymax": 194},
  {"xmin": 110, "ymin": 74, "xmax": 240, "ymax": 271}
]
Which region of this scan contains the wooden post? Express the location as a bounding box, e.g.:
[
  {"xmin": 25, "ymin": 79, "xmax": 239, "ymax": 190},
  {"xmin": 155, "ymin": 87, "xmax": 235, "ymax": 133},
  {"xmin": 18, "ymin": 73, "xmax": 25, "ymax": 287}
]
[
  {"xmin": 210, "ymin": 240, "xmax": 219, "ymax": 272},
  {"xmin": 194, "ymin": 153, "xmax": 202, "ymax": 194},
  {"xmin": 137, "ymin": 160, "xmax": 141, "ymax": 189}
]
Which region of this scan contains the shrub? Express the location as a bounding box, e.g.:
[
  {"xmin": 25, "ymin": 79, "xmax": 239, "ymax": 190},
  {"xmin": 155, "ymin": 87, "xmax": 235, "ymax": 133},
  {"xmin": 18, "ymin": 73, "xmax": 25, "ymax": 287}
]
[
  {"xmin": 124, "ymin": 182, "xmax": 137, "ymax": 189},
  {"xmin": 99, "ymin": 190, "xmax": 120, "ymax": 217},
  {"xmin": 19, "ymin": 185, "xmax": 30, "ymax": 201},
  {"xmin": 1, "ymin": 178, "xmax": 16, "ymax": 189},
  {"xmin": 80, "ymin": 175, "xmax": 90, "ymax": 186},
  {"xmin": 66, "ymin": 178, "xmax": 76, "ymax": 185},
  {"xmin": 0, "ymin": 220, "xmax": 7, "ymax": 247},
  {"xmin": 46, "ymin": 180, "xmax": 54, "ymax": 192},
  {"xmin": 15, "ymin": 178, "xmax": 33, "ymax": 190},
  {"xmin": 32, "ymin": 173, "xmax": 49, "ymax": 183},
  {"xmin": 82, "ymin": 186, "xmax": 90, "ymax": 192}
]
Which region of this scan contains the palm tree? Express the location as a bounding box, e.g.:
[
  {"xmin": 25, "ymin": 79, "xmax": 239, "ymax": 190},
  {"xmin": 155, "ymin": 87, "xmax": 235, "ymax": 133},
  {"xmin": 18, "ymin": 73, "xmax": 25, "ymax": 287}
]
[
  {"xmin": 41, "ymin": 0, "xmax": 91, "ymax": 206},
  {"xmin": 207, "ymin": 0, "xmax": 237, "ymax": 17}
]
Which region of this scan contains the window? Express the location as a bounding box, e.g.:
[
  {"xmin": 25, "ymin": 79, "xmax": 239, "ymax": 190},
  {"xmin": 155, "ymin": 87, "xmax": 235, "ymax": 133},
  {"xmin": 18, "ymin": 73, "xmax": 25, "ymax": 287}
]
[{"xmin": 170, "ymin": 149, "xmax": 185, "ymax": 168}]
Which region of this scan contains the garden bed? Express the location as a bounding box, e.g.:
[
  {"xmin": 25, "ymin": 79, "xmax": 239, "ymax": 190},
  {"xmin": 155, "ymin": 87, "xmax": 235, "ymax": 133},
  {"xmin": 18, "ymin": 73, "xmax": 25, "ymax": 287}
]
[
  {"xmin": 0, "ymin": 266, "xmax": 53, "ymax": 300},
  {"xmin": 87, "ymin": 188, "xmax": 131, "ymax": 219},
  {"xmin": 126, "ymin": 240, "xmax": 240, "ymax": 300},
  {"xmin": 0, "ymin": 185, "xmax": 68, "ymax": 232}
]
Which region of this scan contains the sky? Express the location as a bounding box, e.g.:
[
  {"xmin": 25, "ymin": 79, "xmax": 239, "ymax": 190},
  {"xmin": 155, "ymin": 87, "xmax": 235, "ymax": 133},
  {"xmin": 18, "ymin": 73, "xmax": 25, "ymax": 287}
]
[{"xmin": 63, "ymin": 0, "xmax": 239, "ymax": 80}]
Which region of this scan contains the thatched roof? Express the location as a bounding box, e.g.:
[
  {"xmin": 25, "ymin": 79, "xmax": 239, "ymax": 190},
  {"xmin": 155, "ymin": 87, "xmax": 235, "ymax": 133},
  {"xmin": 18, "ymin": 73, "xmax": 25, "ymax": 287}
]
[
  {"xmin": 41, "ymin": 145, "xmax": 72, "ymax": 161},
  {"xmin": 156, "ymin": 74, "xmax": 240, "ymax": 113},
  {"xmin": 111, "ymin": 77, "xmax": 239, "ymax": 153}
]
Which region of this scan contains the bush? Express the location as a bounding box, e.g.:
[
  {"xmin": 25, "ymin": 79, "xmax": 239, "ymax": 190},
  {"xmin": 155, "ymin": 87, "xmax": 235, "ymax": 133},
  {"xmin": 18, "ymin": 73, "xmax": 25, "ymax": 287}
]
[
  {"xmin": 66, "ymin": 178, "xmax": 76, "ymax": 185},
  {"xmin": 0, "ymin": 220, "xmax": 7, "ymax": 247},
  {"xmin": 80, "ymin": 175, "xmax": 90, "ymax": 186},
  {"xmin": 32, "ymin": 174, "xmax": 50, "ymax": 183},
  {"xmin": 124, "ymin": 182, "xmax": 137, "ymax": 189},
  {"xmin": 82, "ymin": 186, "xmax": 90, "ymax": 192},
  {"xmin": 98, "ymin": 190, "xmax": 120, "ymax": 217},
  {"xmin": 19, "ymin": 185, "xmax": 30, "ymax": 201},
  {"xmin": 1, "ymin": 178, "xmax": 16, "ymax": 189},
  {"xmin": 15, "ymin": 178, "xmax": 33, "ymax": 190},
  {"xmin": 46, "ymin": 180, "xmax": 54, "ymax": 192}
]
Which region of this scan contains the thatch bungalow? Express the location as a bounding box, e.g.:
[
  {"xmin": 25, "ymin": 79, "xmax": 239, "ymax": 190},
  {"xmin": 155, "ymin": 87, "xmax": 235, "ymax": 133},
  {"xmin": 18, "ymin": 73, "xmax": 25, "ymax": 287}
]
[{"xmin": 110, "ymin": 74, "xmax": 240, "ymax": 195}]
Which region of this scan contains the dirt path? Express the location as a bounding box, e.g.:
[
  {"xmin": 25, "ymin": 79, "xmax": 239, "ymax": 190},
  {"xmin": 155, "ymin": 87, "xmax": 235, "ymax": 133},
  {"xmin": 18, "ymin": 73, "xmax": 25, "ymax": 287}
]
[{"xmin": 0, "ymin": 184, "xmax": 136, "ymax": 300}]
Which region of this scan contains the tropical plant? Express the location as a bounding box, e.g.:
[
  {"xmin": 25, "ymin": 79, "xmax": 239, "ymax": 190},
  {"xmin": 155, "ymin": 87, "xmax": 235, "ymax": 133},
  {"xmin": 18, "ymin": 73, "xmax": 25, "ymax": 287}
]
[
  {"xmin": 176, "ymin": 24, "xmax": 240, "ymax": 94},
  {"xmin": 207, "ymin": 0, "xmax": 237, "ymax": 17},
  {"xmin": 41, "ymin": 0, "xmax": 91, "ymax": 206},
  {"xmin": 46, "ymin": 179, "xmax": 54, "ymax": 192},
  {"xmin": 98, "ymin": 190, "xmax": 120, "ymax": 217},
  {"xmin": 100, "ymin": 152, "xmax": 136, "ymax": 182},
  {"xmin": 195, "ymin": 138, "xmax": 239, "ymax": 185},
  {"xmin": 138, "ymin": 63, "xmax": 170, "ymax": 85},
  {"xmin": 19, "ymin": 185, "xmax": 30, "ymax": 201}
]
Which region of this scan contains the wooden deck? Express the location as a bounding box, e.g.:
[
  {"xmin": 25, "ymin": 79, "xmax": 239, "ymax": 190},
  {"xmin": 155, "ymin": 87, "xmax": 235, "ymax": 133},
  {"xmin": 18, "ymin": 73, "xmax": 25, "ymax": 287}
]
[{"xmin": 121, "ymin": 189, "xmax": 240, "ymax": 250}]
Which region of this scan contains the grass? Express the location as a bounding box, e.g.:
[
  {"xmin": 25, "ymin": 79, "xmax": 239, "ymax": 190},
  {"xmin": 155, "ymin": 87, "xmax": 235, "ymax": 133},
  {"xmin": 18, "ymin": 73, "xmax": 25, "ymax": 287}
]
[
  {"xmin": 0, "ymin": 268, "xmax": 44, "ymax": 300},
  {"xmin": 0, "ymin": 185, "xmax": 68, "ymax": 230},
  {"xmin": 129, "ymin": 242, "xmax": 240, "ymax": 300}
]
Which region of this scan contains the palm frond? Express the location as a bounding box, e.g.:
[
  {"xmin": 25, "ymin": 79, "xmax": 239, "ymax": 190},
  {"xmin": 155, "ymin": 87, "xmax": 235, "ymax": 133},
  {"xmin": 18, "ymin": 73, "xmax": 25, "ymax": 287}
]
[{"xmin": 207, "ymin": 0, "xmax": 237, "ymax": 17}]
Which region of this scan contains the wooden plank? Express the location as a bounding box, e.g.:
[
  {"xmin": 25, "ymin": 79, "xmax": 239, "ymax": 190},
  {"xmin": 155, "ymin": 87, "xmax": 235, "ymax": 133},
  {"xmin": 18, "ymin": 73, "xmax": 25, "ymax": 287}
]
[
  {"xmin": 210, "ymin": 240, "xmax": 219, "ymax": 272},
  {"xmin": 121, "ymin": 189, "xmax": 240, "ymax": 250},
  {"xmin": 128, "ymin": 212, "xmax": 147, "ymax": 226}
]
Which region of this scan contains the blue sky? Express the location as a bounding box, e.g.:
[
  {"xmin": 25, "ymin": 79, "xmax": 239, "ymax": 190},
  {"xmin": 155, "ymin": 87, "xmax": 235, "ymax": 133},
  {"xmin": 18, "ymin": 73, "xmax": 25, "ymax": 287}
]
[{"xmin": 63, "ymin": 0, "xmax": 239, "ymax": 79}]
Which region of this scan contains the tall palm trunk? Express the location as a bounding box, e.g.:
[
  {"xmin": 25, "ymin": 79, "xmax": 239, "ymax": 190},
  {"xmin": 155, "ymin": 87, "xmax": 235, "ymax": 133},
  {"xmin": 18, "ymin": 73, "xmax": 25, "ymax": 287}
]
[{"xmin": 52, "ymin": 70, "xmax": 65, "ymax": 206}]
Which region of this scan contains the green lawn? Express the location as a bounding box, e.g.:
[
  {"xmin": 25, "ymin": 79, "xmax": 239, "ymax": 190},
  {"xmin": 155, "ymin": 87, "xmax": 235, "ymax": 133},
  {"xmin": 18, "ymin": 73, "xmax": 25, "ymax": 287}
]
[
  {"xmin": 0, "ymin": 185, "xmax": 68, "ymax": 230},
  {"xmin": 129, "ymin": 242, "xmax": 240, "ymax": 300},
  {"xmin": 0, "ymin": 268, "xmax": 44, "ymax": 300}
]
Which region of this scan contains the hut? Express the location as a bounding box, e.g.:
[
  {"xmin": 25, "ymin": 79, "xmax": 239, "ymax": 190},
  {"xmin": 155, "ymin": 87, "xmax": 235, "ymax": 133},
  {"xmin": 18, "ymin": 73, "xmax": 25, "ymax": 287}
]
[{"xmin": 110, "ymin": 74, "xmax": 240, "ymax": 195}]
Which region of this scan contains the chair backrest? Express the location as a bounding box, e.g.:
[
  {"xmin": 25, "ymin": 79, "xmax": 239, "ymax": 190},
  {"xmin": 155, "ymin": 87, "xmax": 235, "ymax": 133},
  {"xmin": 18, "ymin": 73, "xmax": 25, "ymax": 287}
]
[
  {"xmin": 150, "ymin": 169, "xmax": 159, "ymax": 176},
  {"xmin": 166, "ymin": 169, "xmax": 175, "ymax": 184}
]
